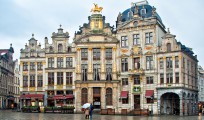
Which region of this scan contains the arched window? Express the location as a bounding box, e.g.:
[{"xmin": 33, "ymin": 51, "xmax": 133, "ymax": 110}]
[
  {"xmin": 58, "ymin": 44, "xmax": 63, "ymax": 52},
  {"xmin": 81, "ymin": 88, "xmax": 88, "ymax": 105},
  {"xmin": 106, "ymin": 88, "xmax": 112, "ymax": 105},
  {"xmin": 167, "ymin": 43, "xmax": 171, "ymax": 52}
]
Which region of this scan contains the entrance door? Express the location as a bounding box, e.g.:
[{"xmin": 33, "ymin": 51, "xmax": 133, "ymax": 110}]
[
  {"xmin": 93, "ymin": 87, "xmax": 101, "ymax": 109},
  {"xmin": 134, "ymin": 95, "xmax": 140, "ymax": 109}
]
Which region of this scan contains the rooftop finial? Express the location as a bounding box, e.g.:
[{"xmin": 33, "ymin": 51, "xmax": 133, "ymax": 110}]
[
  {"xmin": 32, "ymin": 33, "xmax": 34, "ymax": 38},
  {"xmin": 60, "ymin": 24, "xmax": 62, "ymax": 28},
  {"xmin": 167, "ymin": 28, "xmax": 170, "ymax": 33},
  {"xmin": 10, "ymin": 43, "xmax": 12, "ymax": 47}
]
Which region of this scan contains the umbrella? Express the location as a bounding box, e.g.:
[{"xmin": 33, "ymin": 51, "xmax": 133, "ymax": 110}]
[{"xmin": 82, "ymin": 103, "xmax": 90, "ymax": 108}]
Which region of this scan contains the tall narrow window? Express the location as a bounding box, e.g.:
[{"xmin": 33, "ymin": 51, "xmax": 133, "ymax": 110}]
[
  {"xmin": 48, "ymin": 58, "xmax": 54, "ymax": 68},
  {"xmin": 121, "ymin": 58, "xmax": 128, "ymax": 72},
  {"xmin": 175, "ymin": 56, "xmax": 179, "ymax": 68},
  {"xmin": 121, "ymin": 36, "xmax": 128, "ymax": 47},
  {"xmin": 37, "ymin": 75, "xmax": 43, "ymax": 87},
  {"xmin": 81, "ymin": 88, "xmax": 88, "ymax": 105},
  {"xmin": 93, "ymin": 64, "xmax": 100, "ymax": 81},
  {"xmin": 23, "ymin": 76, "xmax": 28, "ymax": 87},
  {"xmin": 122, "ymin": 78, "xmax": 128, "ymax": 85},
  {"xmin": 133, "ymin": 34, "xmax": 140, "ymax": 45},
  {"xmin": 146, "ymin": 76, "xmax": 153, "ymax": 84},
  {"xmin": 160, "ymin": 74, "xmax": 164, "ymax": 84},
  {"xmin": 134, "ymin": 76, "xmax": 140, "ymax": 85},
  {"xmin": 106, "ymin": 64, "xmax": 112, "ymax": 81},
  {"xmin": 57, "ymin": 72, "xmax": 63, "ymax": 85},
  {"xmin": 37, "ymin": 62, "xmax": 42, "ymax": 70},
  {"xmin": 106, "ymin": 88, "xmax": 112, "ymax": 105},
  {"xmin": 175, "ymin": 72, "xmax": 179, "ymax": 83},
  {"xmin": 160, "ymin": 58, "xmax": 163, "ymax": 69},
  {"xmin": 66, "ymin": 72, "xmax": 72, "ymax": 85},
  {"xmin": 105, "ymin": 48, "xmax": 112, "ymax": 60},
  {"xmin": 58, "ymin": 44, "xmax": 63, "ymax": 52},
  {"xmin": 183, "ymin": 58, "xmax": 185, "ymax": 69},
  {"xmin": 30, "ymin": 62, "xmax": 35, "ymax": 70},
  {"xmin": 145, "ymin": 32, "xmax": 153, "ymax": 44},
  {"xmin": 167, "ymin": 43, "xmax": 171, "ymax": 52},
  {"xmin": 57, "ymin": 57, "xmax": 63, "ymax": 68},
  {"xmin": 166, "ymin": 57, "xmax": 172, "ymax": 68},
  {"xmin": 146, "ymin": 56, "xmax": 153, "ymax": 70},
  {"xmin": 30, "ymin": 75, "xmax": 35, "ymax": 87},
  {"xmin": 166, "ymin": 73, "xmax": 173, "ymax": 84},
  {"xmin": 133, "ymin": 57, "xmax": 140, "ymax": 69},
  {"xmin": 81, "ymin": 48, "xmax": 88, "ymax": 60},
  {"xmin": 93, "ymin": 48, "xmax": 100, "ymax": 60},
  {"xmin": 23, "ymin": 62, "xmax": 28, "ymax": 71},
  {"xmin": 48, "ymin": 72, "xmax": 54, "ymax": 85},
  {"xmin": 66, "ymin": 57, "xmax": 73, "ymax": 68},
  {"xmin": 81, "ymin": 64, "xmax": 88, "ymax": 81}
]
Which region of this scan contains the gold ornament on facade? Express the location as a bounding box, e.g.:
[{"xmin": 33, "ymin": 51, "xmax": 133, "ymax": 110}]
[
  {"xmin": 145, "ymin": 46, "xmax": 153, "ymax": 50},
  {"xmin": 121, "ymin": 49, "xmax": 128, "ymax": 53},
  {"xmin": 77, "ymin": 48, "xmax": 81, "ymax": 51},
  {"xmin": 56, "ymin": 85, "xmax": 63, "ymax": 89},
  {"xmin": 88, "ymin": 47, "xmax": 92, "ymax": 51},
  {"xmin": 20, "ymin": 61, "xmax": 23, "ymax": 66},
  {"xmin": 30, "ymin": 87, "xmax": 35, "ymax": 91},
  {"xmin": 42, "ymin": 61, "xmax": 46, "ymax": 65},
  {"xmin": 163, "ymin": 56, "xmax": 166, "ymax": 60},
  {"xmin": 90, "ymin": 3, "xmax": 103, "ymax": 13},
  {"xmin": 112, "ymin": 47, "xmax": 117, "ymax": 51},
  {"xmin": 172, "ymin": 56, "xmax": 175, "ymax": 60},
  {"xmin": 101, "ymin": 47, "xmax": 105, "ymax": 51}
]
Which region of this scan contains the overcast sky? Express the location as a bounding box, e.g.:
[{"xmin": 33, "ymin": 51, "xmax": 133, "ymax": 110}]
[{"xmin": 0, "ymin": 0, "xmax": 204, "ymax": 67}]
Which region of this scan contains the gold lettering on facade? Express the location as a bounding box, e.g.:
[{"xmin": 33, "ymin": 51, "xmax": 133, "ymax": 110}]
[{"xmin": 77, "ymin": 48, "xmax": 81, "ymax": 51}]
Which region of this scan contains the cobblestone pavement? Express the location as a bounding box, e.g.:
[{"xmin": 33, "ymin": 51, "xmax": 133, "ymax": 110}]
[{"xmin": 0, "ymin": 110, "xmax": 203, "ymax": 120}]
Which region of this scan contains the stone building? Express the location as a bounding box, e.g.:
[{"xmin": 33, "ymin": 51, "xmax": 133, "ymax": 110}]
[
  {"xmin": 19, "ymin": 1, "xmax": 198, "ymax": 116},
  {"xmin": 198, "ymin": 66, "xmax": 204, "ymax": 112},
  {"xmin": 13, "ymin": 59, "xmax": 20, "ymax": 108},
  {"xmin": 19, "ymin": 34, "xmax": 45, "ymax": 108},
  {"xmin": 0, "ymin": 44, "xmax": 15, "ymax": 109}
]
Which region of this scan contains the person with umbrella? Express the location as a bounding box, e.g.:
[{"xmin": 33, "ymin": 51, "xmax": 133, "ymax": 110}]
[{"xmin": 82, "ymin": 103, "xmax": 90, "ymax": 119}]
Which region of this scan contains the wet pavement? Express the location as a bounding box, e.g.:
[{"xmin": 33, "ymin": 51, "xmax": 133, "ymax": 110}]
[{"xmin": 0, "ymin": 110, "xmax": 203, "ymax": 120}]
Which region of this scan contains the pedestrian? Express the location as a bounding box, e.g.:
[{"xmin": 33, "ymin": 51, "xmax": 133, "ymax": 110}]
[
  {"xmin": 89, "ymin": 103, "xmax": 94, "ymax": 120},
  {"xmin": 85, "ymin": 108, "xmax": 90, "ymax": 119}
]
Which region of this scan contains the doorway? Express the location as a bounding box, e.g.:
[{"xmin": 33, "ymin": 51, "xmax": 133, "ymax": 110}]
[
  {"xmin": 134, "ymin": 95, "xmax": 140, "ymax": 109},
  {"xmin": 93, "ymin": 87, "xmax": 101, "ymax": 109}
]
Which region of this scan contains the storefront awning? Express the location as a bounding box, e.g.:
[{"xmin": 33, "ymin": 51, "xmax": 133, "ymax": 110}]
[
  {"xmin": 20, "ymin": 94, "xmax": 44, "ymax": 99},
  {"xmin": 120, "ymin": 91, "xmax": 128, "ymax": 98},
  {"xmin": 65, "ymin": 94, "xmax": 74, "ymax": 99},
  {"xmin": 145, "ymin": 90, "xmax": 154, "ymax": 98}
]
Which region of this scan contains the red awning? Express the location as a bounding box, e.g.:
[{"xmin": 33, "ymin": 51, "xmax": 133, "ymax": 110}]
[
  {"xmin": 65, "ymin": 94, "xmax": 74, "ymax": 99},
  {"xmin": 20, "ymin": 94, "xmax": 44, "ymax": 99},
  {"xmin": 120, "ymin": 91, "xmax": 128, "ymax": 98},
  {"xmin": 145, "ymin": 90, "xmax": 154, "ymax": 98}
]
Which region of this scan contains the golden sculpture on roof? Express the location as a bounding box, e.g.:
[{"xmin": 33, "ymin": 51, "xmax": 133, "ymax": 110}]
[{"xmin": 91, "ymin": 3, "xmax": 103, "ymax": 13}]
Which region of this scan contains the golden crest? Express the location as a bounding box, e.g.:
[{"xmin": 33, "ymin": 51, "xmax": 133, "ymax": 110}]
[{"xmin": 145, "ymin": 46, "xmax": 153, "ymax": 50}]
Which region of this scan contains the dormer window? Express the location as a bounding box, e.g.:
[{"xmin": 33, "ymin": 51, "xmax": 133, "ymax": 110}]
[
  {"xmin": 58, "ymin": 44, "xmax": 63, "ymax": 52},
  {"xmin": 49, "ymin": 46, "xmax": 53, "ymax": 52},
  {"xmin": 141, "ymin": 8, "xmax": 146, "ymax": 15}
]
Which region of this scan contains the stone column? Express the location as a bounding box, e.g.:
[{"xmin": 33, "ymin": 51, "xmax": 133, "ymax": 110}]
[
  {"xmin": 172, "ymin": 56, "xmax": 175, "ymax": 83},
  {"xmin": 76, "ymin": 87, "xmax": 81, "ymax": 112},
  {"xmin": 113, "ymin": 85, "xmax": 118, "ymax": 112},
  {"xmin": 76, "ymin": 48, "xmax": 81, "ymax": 80},
  {"xmin": 112, "ymin": 47, "xmax": 117, "ymax": 80},
  {"xmin": 100, "ymin": 47, "xmax": 105, "ymax": 80},
  {"xmin": 88, "ymin": 48, "xmax": 92, "ymax": 80},
  {"xmin": 88, "ymin": 87, "xmax": 93, "ymax": 104},
  {"xmin": 163, "ymin": 57, "xmax": 166, "ymax": 84},
  {"xmin": 101, "ymin": 87, "xmax": 106, "ymax": 109}
]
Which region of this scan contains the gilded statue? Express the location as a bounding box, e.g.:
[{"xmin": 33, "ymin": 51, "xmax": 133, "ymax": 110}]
[{"xmin": 90, "ymin": 3, "xmax": 103, "ymax": 13}]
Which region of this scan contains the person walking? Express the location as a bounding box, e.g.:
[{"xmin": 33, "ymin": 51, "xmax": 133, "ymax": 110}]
[
  {"xmin": 85, "ymin": 108, "xmax": 90, "ymax": 119},
  {"xmin": 89, "ymin": 103, "xmax": 94, "ymax": 120}
]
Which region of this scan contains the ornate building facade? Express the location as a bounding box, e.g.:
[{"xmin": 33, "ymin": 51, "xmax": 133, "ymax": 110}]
[
  {"xmin": 0, "ymin": 44, "xmax": 16, "ymax": 109},
  {"xmin": 19, "ymin": 1, "xmax": 198, "ymax": 116}
]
